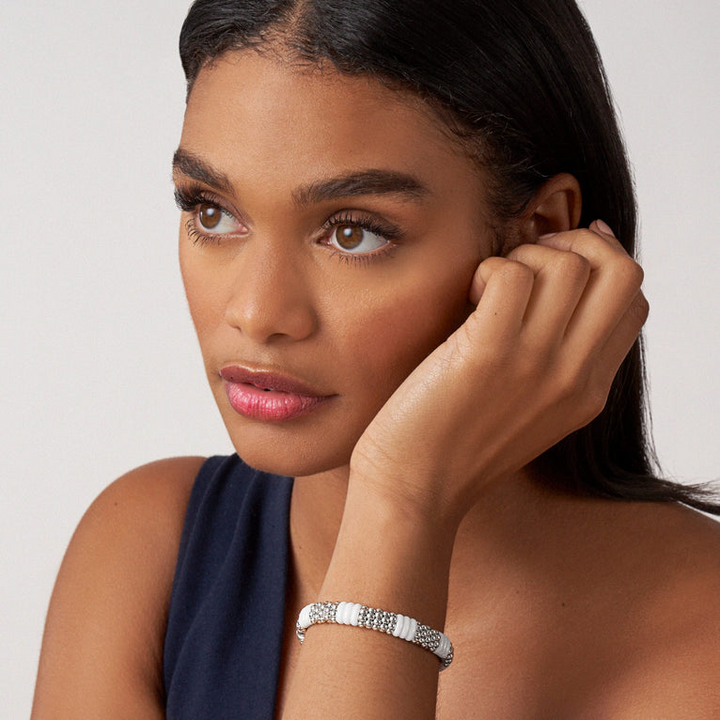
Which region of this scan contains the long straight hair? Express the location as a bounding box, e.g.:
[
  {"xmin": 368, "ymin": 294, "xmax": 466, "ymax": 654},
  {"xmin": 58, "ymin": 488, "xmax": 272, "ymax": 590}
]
[{"xmin": 179, "ymin": 0, "xmax": 719, "ymax": 513}]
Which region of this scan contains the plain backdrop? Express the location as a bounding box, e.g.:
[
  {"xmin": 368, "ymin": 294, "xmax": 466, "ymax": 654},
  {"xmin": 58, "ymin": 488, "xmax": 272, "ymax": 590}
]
[{"xmin": 1, "ymin": 0, "xmax": 718, "ymax": 715}]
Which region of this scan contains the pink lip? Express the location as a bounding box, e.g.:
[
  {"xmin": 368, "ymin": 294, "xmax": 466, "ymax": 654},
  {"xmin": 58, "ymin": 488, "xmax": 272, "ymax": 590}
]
[{"xmin": 219, "ymin": 365, "xmax": 333, "ymax": 422}]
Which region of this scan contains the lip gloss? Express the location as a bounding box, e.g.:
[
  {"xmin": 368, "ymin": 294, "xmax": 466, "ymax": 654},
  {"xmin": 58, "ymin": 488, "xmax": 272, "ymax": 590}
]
[
  {"xmin": 224, "ymin": 382, "xmax": 328, "ymax": 421},
  {"xmin": 220, "ymin": 366, "xmax": 332, "ymax": 422}
]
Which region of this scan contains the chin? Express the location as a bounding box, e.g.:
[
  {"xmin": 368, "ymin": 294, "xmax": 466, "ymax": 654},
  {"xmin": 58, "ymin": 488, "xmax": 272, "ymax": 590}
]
[{"xmin": 227, "ymin": 432, "xmax": 355, "ymax": 479}]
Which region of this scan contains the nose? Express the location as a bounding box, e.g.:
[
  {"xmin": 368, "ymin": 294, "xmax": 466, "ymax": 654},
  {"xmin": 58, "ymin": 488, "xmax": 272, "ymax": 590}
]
[{"xmin": 223, "ymin": 240, "xmax": 318, "ymax": 344}]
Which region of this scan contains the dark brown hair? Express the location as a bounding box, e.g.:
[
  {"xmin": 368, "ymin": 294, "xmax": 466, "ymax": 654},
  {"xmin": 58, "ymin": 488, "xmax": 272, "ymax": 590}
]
[{"xmin": 179, "ymin": 0, "xmax": 719, "ymax": 513}]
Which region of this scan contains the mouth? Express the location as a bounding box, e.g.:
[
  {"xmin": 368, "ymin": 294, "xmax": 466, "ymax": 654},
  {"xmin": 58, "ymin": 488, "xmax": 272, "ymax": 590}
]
[{"xmin": 219, "ymin": 365, "xmax": 334, "ymax": 422}]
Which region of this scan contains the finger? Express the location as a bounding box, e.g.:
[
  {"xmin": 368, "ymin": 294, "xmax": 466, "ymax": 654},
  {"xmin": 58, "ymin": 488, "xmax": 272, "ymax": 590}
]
[
  {"xmin": 538, "ymin": 220, "xmax": 628, "ymax": 257},
  {"xmin": 467, "ymin": 256, "xmax": 535, "ymax": 343},
  {"xmin": 588, "ymin": 289, "xmax": 650, "ymax": 390},
  {"xmin": 538, "ymin": 227, "xmax": 644, "ymax": 352},
  {"xmin": 591, "ymin": 219, "xmax": 627, "ymax": 253},
  {"xmin": 505, "ymin": 243, "xmax": 592, "ymax": 344}
]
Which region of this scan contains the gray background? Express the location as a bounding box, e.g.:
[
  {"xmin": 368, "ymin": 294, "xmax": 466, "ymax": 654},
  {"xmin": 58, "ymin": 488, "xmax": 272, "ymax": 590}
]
[{"xmin": 1, "ymin": 1, "xmax": 718, "ymax": 715}]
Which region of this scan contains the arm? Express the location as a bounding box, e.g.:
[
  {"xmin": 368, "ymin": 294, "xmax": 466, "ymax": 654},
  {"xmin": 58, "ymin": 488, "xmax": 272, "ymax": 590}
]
[
  {"xmin": 31, "ymin": 457, "xmax": 203, "ymax": 720},
  {"xmin": 281, "ymin": 222, "xmax": 648, "ymax": 719}
]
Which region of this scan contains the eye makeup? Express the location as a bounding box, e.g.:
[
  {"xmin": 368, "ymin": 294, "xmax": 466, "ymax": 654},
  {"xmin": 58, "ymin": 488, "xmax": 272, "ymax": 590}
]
[{"xmin": 174, "ymin": 182, "xmax": 405, "ymax": 265}]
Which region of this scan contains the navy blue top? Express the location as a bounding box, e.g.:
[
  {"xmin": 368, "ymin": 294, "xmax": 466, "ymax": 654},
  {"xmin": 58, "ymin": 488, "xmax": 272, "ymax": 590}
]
[{"xmin": 163, "ymin": 455, "xmax": 294, "ymax": 719}]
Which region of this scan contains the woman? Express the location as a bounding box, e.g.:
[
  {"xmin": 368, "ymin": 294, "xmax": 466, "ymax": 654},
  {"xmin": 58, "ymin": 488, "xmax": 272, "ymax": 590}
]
[{"xmin": 32, "ymin": 0, "xmax": 720, "ymax": 717}]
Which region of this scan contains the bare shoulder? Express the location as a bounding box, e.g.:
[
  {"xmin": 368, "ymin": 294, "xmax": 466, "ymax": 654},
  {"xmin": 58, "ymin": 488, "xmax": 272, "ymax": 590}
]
[
  {"xmin": 653, "ymin": 504, "xmax": 720, "ymax": 643},
  {"xmin": 610, "ymin": 502, "xmax": 720, "ymax": 716},
  {"xmin": 32, "ymin": 456, "xmax": 206, "ymax": 720},
  {"xmin": 54, "ymin": 456, "xmax": 206, "ymax": 590},
  {"xmin": 647, "ymin": 502, "xmax": 720, "ymax": 605},
  {"xmin": 80, "ymin": 456, "xmax": 205, "ymax": 540},
  {"xmin": 539, "ymin": 499, "xmax": 720, "ymax": 718}
]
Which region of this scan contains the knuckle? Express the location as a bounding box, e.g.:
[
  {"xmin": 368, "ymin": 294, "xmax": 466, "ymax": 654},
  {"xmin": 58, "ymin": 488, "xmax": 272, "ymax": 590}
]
[
  {"xmin": 557, "ymin": 364, "xmax": 609, "ymax": 422},
  {"xmin": 499, "ymin": 259, "xmax": 534, "ymax": 285},
  {"xmin": 554, "ymin": 362, "xmax": 590, "ymax": 402},
  {"xmin": 552, "ymin": 251, "xmax": 591, "ymax": 280},
  {"xmin": 504, "ymin": 244, "xmax": 528, "ymax": 263},
  {"xmin": 478, "ymin": 256, "xmax": 505, "ymax": 273},
  {"xmin": 584, "ymin": 380, "xmax": 610, "ymax": 417},
  {"xmin": 558, "ymin": 367, "xmax": 607, "ymax": 422},
  {"xmin": 614, "ymin": 257, "xmax": 644, "ymax": 287},
  {"xmin": 480, "ymin": 255, "xmax": 535, "ymax": 288},
  {"xmin": 575, "ymin": 228, "xmax": 597, "ymax": 243},
  {"xmin": 571, "ymin": 228, "xmax": 600, "ymax": 249},
  {"xmin": 626, "ymin": 259, "xmax": 645, "ymax": 286},
  {"xmin": 629, "ymin": 291, "xmax": 650, "ymax": 324}
]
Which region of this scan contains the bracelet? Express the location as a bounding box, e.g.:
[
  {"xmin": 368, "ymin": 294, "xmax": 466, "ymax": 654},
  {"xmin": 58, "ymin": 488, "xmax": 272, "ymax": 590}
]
[{"xmin": 295, "ymin": 601, "xmax": 454, "ymax": 670}]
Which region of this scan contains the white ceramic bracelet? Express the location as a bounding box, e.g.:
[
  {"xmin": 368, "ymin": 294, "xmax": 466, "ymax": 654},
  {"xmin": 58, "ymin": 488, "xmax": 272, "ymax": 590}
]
[{"xmin": 296, "ymin": 601, "xmax": 454, "ymax": 669}]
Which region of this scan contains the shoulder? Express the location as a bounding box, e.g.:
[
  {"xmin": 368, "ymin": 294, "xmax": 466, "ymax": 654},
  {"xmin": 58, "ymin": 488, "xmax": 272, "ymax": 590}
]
[
  {"xmin": 652, "ymin": 505, "xmax": 720, "ymax": 647},
  {"xmin": 64, "ymin": 456, "xmax": 206, "ymax": 577},
  {"xmin": 32, "ymin": 456, "xmax": 206, "ymax": 719},
  {"xmin": 537, "ymin": 498, "xmax": 720, "ymax": 716},
  {"xmin": 612, "ymin": 503, "xmax": 720, "ymax": 715},
  {"xmin": 82, "ymin": 456, "xmax": 205, "ymax": 538},
  {"xmin": 641, "ymin": 501, "xmax": 720, "ymax": 608},
  {"xmin": 609, "ymin": 501, "xmax": 720, "ymax": 640}
]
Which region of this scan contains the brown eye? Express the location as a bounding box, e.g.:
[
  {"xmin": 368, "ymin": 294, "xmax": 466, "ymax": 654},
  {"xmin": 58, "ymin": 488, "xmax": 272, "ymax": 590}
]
[
  {"xmin": 198, "ymin": 203, "xmax": 222, "ymax": 230},
  {"xmin": 335, "ymin": 225, "xmax": 364, "ymax": 249},
  {"xmin": 328, "ymin": 222, "xmax": 388, "ymax": 255}
]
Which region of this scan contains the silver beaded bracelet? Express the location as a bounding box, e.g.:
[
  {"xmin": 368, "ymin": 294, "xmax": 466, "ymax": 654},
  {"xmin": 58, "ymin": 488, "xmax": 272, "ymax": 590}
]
[{"xmin": 296, "ymin": 601, "xmax": 454, "ymax": 670}]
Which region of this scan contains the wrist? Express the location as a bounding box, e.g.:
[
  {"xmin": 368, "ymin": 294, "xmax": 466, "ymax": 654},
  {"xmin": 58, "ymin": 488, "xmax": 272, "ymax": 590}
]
[
  {"xmin": 296, "ymin": 600, "xmax": 454, "ymax": 670},
  {"xmin": 346, "ymin": 464, "xmax": 466, "ymax": 538},
  {"xmin": 317, "ymin": 477, "xmax": 458, "ymax": 630}
]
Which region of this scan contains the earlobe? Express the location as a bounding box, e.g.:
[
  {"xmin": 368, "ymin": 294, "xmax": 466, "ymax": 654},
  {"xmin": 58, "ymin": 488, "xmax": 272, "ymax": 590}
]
[{"xmin": 522, "ymin": 173, "xmax": 582, "ymax": 240}]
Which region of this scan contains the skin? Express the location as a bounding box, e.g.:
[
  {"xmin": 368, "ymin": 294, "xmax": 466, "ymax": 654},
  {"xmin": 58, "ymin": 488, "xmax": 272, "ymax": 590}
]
[
  {"xmin": 177, "ymin": 52, "xmax": 490, "ymax": 480},
  {"xmin": 32, "ymin": 50, "xmax": 720, "ymax": 719}
]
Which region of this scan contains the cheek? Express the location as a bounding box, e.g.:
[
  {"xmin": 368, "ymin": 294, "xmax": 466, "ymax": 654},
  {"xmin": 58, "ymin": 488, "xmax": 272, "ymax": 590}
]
[
  {"xmin": 333, "ymin": 264, "xmax": 475, "ymax": 402},
  {"xmin": 179, "ymin": 243, "xmax": 222, "ymax": 344}
]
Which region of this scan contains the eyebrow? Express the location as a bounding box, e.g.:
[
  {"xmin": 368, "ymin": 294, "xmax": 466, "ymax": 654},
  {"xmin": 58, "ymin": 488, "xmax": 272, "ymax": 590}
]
[
  {"xmin": 172, "ymin": 149, "xmax": 234, "ymax": 194},
  {"xmin": 172, "ymin": 148, "xmax": 430, "ymax": 205},
  {"xmin": 292, "ymin": 169, "xmax": 429, "ymax": 206}
]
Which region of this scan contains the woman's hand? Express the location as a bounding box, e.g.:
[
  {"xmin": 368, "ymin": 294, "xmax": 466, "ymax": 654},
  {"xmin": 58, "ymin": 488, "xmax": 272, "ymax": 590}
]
[{"xmin": 349, "ymin": 221, "xmax": 649, "ymax": 529}]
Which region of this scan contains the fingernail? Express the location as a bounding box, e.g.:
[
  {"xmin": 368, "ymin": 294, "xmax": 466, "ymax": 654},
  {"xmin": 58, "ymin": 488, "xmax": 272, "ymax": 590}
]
[
  {"xmin": 595, "ymin": 219, "xmax": 615, "ymax": 237},
  {"xmin": 538, "ymin": 232, "xmax": 557, "ymax": 240}
]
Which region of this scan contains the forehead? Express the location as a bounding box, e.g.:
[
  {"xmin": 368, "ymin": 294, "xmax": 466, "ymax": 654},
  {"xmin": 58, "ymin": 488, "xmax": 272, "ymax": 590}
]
[{"xmin": 180, "ymin": 49, "xmax": 483, "ymax": 195}]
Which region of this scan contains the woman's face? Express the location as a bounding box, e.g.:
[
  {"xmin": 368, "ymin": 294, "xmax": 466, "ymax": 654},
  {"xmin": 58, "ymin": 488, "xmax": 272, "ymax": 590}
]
[{"xmin": 176, "ymin": 49, "xmax": 494, "ymax": 477}]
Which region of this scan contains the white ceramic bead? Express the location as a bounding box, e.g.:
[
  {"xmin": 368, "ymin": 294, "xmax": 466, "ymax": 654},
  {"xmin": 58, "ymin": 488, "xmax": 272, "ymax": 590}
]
[
  {"xmin": 350, "ymin": 603, "xmax": 362, "ymax": 626},
  {"xmin": 298, "ymin": 604, "xmax": 312, "ymax": 629},
  {"xmin": 435, "ymin": 634, "xmax": 450, "ymax": 659},
  {"xmin": 406, "ymin": 617, "xmax": 418, "ymax": 642},
  {"xmin": 398, "ymin": 615, "xmax": 410, "ymax": 640}
]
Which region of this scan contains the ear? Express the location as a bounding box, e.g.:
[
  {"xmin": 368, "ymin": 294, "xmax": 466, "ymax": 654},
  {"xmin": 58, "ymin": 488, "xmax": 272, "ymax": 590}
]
[{"xmin": 518, "ymin": 173, "xmax": 582, "ymax": 241}]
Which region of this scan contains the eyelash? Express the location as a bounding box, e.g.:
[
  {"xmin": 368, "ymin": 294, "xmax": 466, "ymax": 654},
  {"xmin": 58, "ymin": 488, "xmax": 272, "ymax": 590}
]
[
  {"xmin": 174, "ymin": 186, "xmax": 236, "ymax": 247},
  {"xmin": 174, "ymin": 183, "xmax": 403, "ymax": 265},
  {"xmin": 320, "ymin": 212, "xmax": 401, "ymax": 265}
]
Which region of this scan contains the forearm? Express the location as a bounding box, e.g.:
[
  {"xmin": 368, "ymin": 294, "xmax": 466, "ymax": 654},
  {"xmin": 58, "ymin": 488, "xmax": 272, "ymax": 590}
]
[{"xmin": 281, "ymin": 479, "xmax": 458, "ymax": 719}]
